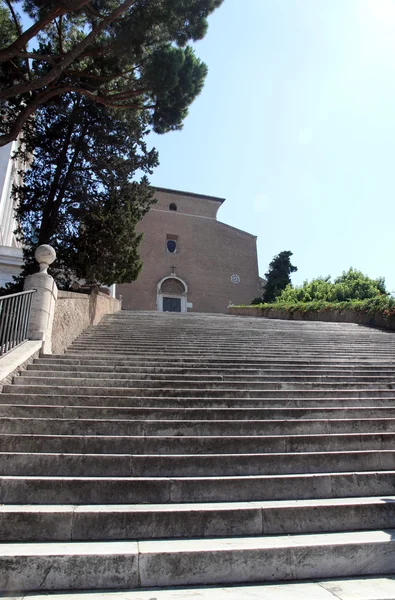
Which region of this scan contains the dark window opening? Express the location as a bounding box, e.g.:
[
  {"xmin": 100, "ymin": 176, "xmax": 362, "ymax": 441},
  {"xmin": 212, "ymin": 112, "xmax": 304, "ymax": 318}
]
[
  {"xmin": 167, "ymin": 239, "xmax": 177, "ymax": 253},
  {"xmin": 169, "ymin": 203, "xmax": 177, "ymax": 211}
]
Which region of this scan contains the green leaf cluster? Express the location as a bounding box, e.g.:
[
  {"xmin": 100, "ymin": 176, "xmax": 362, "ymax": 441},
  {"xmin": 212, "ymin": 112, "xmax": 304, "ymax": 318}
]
[
  {"xmin": 242, "ymin": 295, "xmax": 395, "ymax": 319},
  {"xmin": 0, "ymin": 5, "xmax": 17, "ymax": 47},
  {"xmin": 277, "ymin": 268, "xmax": 388, "ymax": 303}
]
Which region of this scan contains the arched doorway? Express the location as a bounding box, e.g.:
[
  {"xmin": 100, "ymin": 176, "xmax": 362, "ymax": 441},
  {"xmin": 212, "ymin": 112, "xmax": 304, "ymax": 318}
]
[{"xmin": 157, "ymin": 275, "xmax": 188, "ymax": 312}]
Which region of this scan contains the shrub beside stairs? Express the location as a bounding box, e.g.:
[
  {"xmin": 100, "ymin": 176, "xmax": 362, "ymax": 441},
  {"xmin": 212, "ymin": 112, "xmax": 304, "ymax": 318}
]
[{"xmin": 1, "ymin": 311, "xmax": 395, "ymax": 592}]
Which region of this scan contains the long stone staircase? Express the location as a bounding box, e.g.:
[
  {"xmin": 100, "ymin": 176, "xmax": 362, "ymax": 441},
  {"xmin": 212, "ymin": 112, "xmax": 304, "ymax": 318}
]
[{"xmin": 2, "ymin": 310, "xmax": 395, "ymax": 593}]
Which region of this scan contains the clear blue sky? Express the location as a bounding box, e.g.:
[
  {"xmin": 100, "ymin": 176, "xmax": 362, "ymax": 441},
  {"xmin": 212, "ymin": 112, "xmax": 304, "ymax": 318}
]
[{"xmin": 147, "ymin": 0, "xmax": 395, "ymax": 293}]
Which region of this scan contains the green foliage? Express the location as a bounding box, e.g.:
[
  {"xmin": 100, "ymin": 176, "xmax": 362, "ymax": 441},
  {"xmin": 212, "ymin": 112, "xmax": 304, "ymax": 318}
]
[
  {"xmin": 261, "ymin": 250, "xmax": 297, "ymax": 303},
  {"xmin": 277, "ymin": 268, "xmax": 388, "ymax": 303},
  {"xmin": 1, "ymin": 0, "xmax": 222, "ymax": 287},
  {"xmin": 241, "ymin": 267, "xmax": 395, "ymax": 325},
  {"xmin": 70, "ymin": 181, "xmax": 154, "ymax": 286},
  {"xmin": 0, "ymin": 0, "xmax": 223, "ymax": 144},
  {"xmin": 242, "ymin": 295, "xmax": 395, "ymax": 319},
  {"xmin": 10, "ymin": 93, "xmax": 158, "ymax": 289},
  {"xmin": 0, "ymin": 5, "xmax": 17, "ymax": 47}
]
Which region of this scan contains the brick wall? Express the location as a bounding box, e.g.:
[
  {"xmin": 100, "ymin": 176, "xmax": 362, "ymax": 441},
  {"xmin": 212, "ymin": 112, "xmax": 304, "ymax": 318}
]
[{"xmin": 118, "ymin": 189, "xmax": 261, "ymax": 313}]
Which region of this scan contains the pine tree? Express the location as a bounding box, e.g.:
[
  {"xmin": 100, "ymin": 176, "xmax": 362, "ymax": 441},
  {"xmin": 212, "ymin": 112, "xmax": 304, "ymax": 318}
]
[
  {"xmin": 261, "ymin": 251, "xmax": 298, "ymax": 303},
  {"xmin": 2, "ymin": 0, "xmax": 221, "ymax": 288},
  {"xmin": 0, "ymin": 0, "xmax": 223, "ymax": 145},
  {"xmin": 11, "ymin": 94, "xmax": 158, "ymax": 288}
]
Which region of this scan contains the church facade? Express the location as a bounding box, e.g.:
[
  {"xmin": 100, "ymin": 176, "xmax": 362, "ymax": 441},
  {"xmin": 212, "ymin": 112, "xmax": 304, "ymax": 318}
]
[{"xmin": 117, "ymin": 187, "xmax": 261, "ymax": 313}]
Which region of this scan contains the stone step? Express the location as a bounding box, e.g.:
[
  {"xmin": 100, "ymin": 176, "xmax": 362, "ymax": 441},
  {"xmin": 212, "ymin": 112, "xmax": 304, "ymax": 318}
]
[
  {"xmin": 19, "ymin": 370, "xmax": 395, "ymax": 384},
  {"xmin": 65, "ymin": 349, "xmax": 395, "ymax": 358},
  {"xmin": 1, "ymin": 449, "xmax": 394, "ymax": 477},
  {"xmin": 40, "ymin": 355, "xmax": 395, "ymax": 366},
  {"xmin": 14, "ymin": 377, "xmax": 395, "ymax": 393},
  {"xmin": 2, "ymin": 393, "xmax": 395, "ymax": 407},
  {"xmin": 2, "ymin": 530, "xmax": 395, "ymax": 591},
  {"xmin": 2, "ymin": 576, "xmax": 395, "ymax": 600},
  {"xmin": 2, "ymin": 470, "xmax": 395, "ymax": 504},
  {"xmin": 26, "ymin": 363, "xmax": 395, "ymax": 376},
  {"xmin": 71, "ymin": 329, "xmax": 393, "ymax": 337},
  {"xmin": 2, "ymin": 416, "xmax": 395, "ymax": 437},
  {"xmin": 5, "ymin": 384, "xmax": 395, "ymax": 398},
  {"xmin": 79, "ymin": 329, "xmax": 395, "ymax": 337},
  {"xmin": 69, "ymin": 334, "xmax": 395, "ymax": 342},
  {"xmin": 65, "ymin": 342, "xmax": 395, "ymax": 350},
  {"xmin": 69, "ymin": 343, "xmax": 395, "ymax": 353},
  {"xmin": 4, "ymin": 311, "xmax": 395, "ymax": 593},
  {"xmin": 1, "ymin": 497, "xmax": 394, "ymax": 542},
  {"xmin": 3, "ymin": 403, "xmax": 395, "ymax": 420},
  {"xmin": 1, "ymin": 432, "xmax": 395, "ymax": 455}
]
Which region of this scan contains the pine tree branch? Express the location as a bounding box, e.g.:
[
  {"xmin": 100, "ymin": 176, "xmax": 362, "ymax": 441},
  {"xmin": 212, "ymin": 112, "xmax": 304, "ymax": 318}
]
[
  {"xmin": 0, "ymin": 0, "xmax": 138, "ymax": 99},
  {"xmin": 0, "ymin": 85, "xmax": 71, "ymax": 146},
  {"xmin": 0, "ymin": 0, "xmax": 93, "ymax": 64},
  {"xmin": 3, "ymin": 0, "xmax": 31, "ymax": 79},
  {"xmin": 66, "ymin": 70, "xmax": 126, "ymax": 82},
  {"xmin": 14, "ymin": 53, "xmax": 60, "ymax": 65},
  {"xmin": 56, "ymin": 16, "xmax": 64, "ymax": 55},
  {"xmin": 0, "ymin": 81, "xmax": 149, "ymax": 146},
  {"xmin": 79, "ymin": 42, "xmax": 118, "ymax": 59},
  {"xmin": 4, "ymin": 0, "xmax": 22, "ymax": 38}
]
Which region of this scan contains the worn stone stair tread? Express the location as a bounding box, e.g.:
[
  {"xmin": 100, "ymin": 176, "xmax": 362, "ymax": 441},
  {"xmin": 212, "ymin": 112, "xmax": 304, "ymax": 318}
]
[
  {"xmin": 15, "ymin": 375, "xmax": 395, "ymax": 390},
  {"xmin": 22, "ymin": 369, "xmax": 395, "ymax": 380},
  {"xmin": 3, "ymin": 495, "xmax": 395, "ymax": 511},
  {"xmin": 4, "ymin": 416, "xmax": 395, "ymax": 438},
  {"xmin": 39, "ymin": 355, "xmax": 395, "ymax": 365},
  {"xmin": 18, "ymin": 373, "xmax": 395, "ymax": 386},
  {"xmin": 1, "ymin": 529, "xmax": 393, "ymax": 554},
  {"xmin": 4, "ymin": 394, "xmax": 395, "ymax": 407},
  {"xmin": 2, "ymin": 470, "xmax": 395, "ymax": 505},
  {"xmin": 5, "ymin": 405, "xmax": 395, "ymax": 422},
  {"xmin": 5, "ymin": 404, "xmax": 395, "ymax": 419},
  {"xmin": 2, "ymin": 530, "xmax": 395, "ymax": 591},
  {"xmin": 7, "ymin": 385, "xmax": 395, "ymax": 398},
  {"xmin": 4, "ymin": 576, "xmax": 395, "ymax": 600},
  {"xmin": 3, "ymin": 449, "xmax": 395, "ymax": 479},
  {"xmin": 2, "ymin": 497, "xmax": 395, "ymax": 542},
  {"xmin": 3, "ymin": 431, "xmax": 395, "ymax": 456},
  {"xmin": 27, "ymin": 363, "xmax": 395, "ymax": 374}
]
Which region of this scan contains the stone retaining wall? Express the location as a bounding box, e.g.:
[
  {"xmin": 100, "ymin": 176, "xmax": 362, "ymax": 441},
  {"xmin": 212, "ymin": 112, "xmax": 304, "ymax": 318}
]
[
  {"xmin": 228, "ymin": 306, "xmax": 395, "ymax": 331},
  {"xmin": 52, "ymin": 290, "xmax": 121, "ymax": 354}
]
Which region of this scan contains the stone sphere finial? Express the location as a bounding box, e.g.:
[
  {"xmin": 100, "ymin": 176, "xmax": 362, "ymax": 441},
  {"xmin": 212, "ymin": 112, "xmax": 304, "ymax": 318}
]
[{"xmin": 35, "ymin": 244, "xmax": 56, "ymax": 273}]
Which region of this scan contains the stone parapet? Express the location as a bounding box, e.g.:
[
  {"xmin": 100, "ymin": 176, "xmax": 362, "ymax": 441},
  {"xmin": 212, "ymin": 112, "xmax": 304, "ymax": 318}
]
[
  {"xmin": 52, "ymin": 290, "xmax": 121, "ymax": 354},
  {"xmin": 228, "ymin": 306, "xmax": 395, "ymax": 331}
]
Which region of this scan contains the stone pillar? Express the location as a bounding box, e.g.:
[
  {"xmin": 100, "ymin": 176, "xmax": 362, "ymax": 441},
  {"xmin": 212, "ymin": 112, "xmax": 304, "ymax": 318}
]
[{"xmin": 23, "ymin": 245, "xmax": 57, "ymax": 354}]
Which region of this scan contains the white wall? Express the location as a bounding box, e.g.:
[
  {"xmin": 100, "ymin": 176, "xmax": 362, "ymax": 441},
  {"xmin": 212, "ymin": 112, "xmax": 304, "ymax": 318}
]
[{"xmin": 0, "ymin": 142, "xmax": 23, "ymax": 286}]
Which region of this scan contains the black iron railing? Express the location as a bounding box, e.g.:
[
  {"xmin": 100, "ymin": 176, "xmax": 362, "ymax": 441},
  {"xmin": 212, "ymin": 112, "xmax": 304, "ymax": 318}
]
[{"xmin": 0, "ymin": 289, "xmax": 35, "ymax": 356}]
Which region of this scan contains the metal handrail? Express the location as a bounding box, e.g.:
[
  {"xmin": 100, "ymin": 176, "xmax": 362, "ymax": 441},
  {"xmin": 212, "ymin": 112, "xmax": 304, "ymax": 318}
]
[
  {"xmin": 0, "ymin": 289, "xmax": 37, "ymax": 301},
  {"xmin": 0, "ymin": 289, "xmax": 36, "ymax": 357}
]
